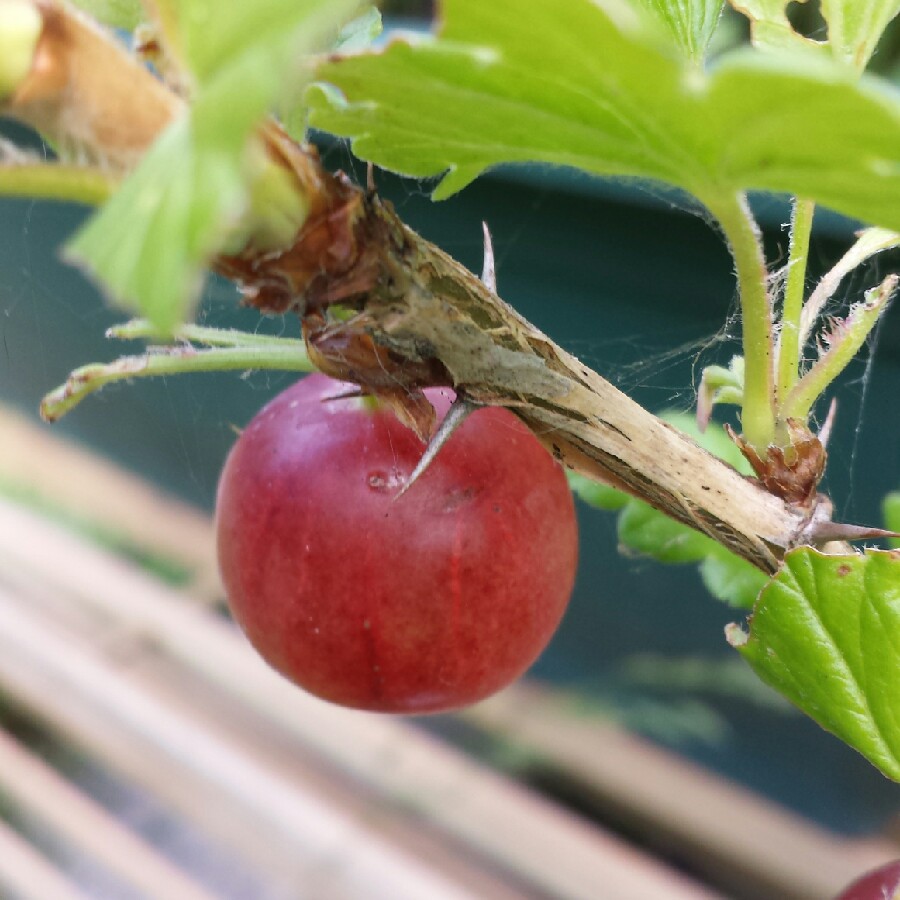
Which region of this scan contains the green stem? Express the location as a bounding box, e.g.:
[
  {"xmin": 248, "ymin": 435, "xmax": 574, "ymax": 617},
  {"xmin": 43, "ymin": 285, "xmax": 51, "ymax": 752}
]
[
  {"xmin": 798, "ymin": 227, "xmax": 900, "ymax": 349},
  {"xmin": 108, "ymin": 318, "xmax": 306, "ymax": 350},
  {"xmin": 41, "ymin": 336, "xmax": 312, "ymax": 422},
  {"xmin": 781, "ymin": 275, "xmax": 897, "ymax": 422},
  {"xmin": 776, "ymin": 197, "xmax": 814, "ymax": 407},
  {"xmin": 705, "ymin": 192, "xmax": 775, "ymax": 451},
  {"xmin": 0, "ymin": 163, "xmax": 116, "ymax": 206}
]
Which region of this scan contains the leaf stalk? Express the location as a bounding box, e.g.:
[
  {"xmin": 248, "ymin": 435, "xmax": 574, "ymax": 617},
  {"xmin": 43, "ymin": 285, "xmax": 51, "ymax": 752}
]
[
  {"xmin": 40, "ymin": 324, "xmax": 312, "ymax": 422},
  {"xmin": 705, "ymin": 192, "xmax": 776, "ymax": 452},
  {"xmin": 776, "ymin": 197, "xmax": 815, "ymax": 409},
  {"xmin": 781, "ymin": 275, "xmax": 898, "ymax": 422},
  {"xmin": 0, "ymin": 161, "xmax": 116, "ymax": 206}
]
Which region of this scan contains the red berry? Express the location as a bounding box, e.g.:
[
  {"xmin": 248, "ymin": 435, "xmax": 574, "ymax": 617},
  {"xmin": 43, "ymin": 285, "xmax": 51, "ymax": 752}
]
[
  {"xmin": 835, "ymin": 861, "xmax": 900, "ymax": 899},
  {"xmin": 215, "ymin": 374, "xmax": 578, "ymax": 713}
]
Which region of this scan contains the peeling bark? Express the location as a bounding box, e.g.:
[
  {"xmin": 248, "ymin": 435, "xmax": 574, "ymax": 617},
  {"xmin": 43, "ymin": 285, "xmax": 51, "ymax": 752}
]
[{"xmin": 220, "ymin": 161, "xmax": 817, "ymax": 574}]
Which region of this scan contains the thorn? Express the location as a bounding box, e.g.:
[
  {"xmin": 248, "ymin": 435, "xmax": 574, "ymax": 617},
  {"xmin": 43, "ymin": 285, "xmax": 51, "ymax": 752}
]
[
  {"xmin": 395, "ymin": 222, "xmax": 496, "ymax": 499},
  {"xmin": 481, "ymin": 222, "xmax": 496, "ymax": 292},
  {"xmin": 817, "ymin": 397, "xmax": 837, "ymax": 450},
  {"xmin": 321, "ymin": 387, "xmax": 367, "ymax": 403},
  {"xmin": 695, "ymin": 370, "xmax": 714, "ymax": 433},
  {"xmin": 396, "ymin": 225, "xmax": 495, "ymax": 500},
  {"xmin": 366, "ymin": 161, "xmax": 376, "ymax": 196},
  {"xmin": 809, "ymin": 521, "xmax": 899, "ymax": 543},
  {"xmin": 395, "ymin": 396, "xmax": 479, "ymax": 500}
]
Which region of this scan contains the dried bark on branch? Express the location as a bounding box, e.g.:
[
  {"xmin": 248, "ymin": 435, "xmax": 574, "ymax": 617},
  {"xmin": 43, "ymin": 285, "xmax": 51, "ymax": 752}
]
[{"xmin": 220, "ymin": 159, "xmax": 814, "ymax": 575}]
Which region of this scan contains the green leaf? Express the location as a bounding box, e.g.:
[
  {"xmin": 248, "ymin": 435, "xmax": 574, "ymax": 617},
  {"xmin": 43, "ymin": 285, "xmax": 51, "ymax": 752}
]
[
  {"xmin": 699, "ymin": 548, "xmax": 769, "ymax": 607},
  {"xmin": 281, "ymin": 6, "xmax": 382, "ymax": 140},
  {"xmin": 567, "ymin": 471, "xmax": 629, "ymax": 511},
  {"xmin": 69, "ymin": 0, "xmax": 144, "ymax": 30},
  {"xmin": 638, "ymin": 0, "xmax": 725, "ymax": 61},
  {"xmin": 156, "ymin": 0, "xmax": 356, "ymax": 85},
  {"xmin": 727, "ymin": 0, "xmax": 828, "ymax": 54},
  {"xmin": 67, "ymin": 0, "xmax": 361, "ymax": 330},
  {"xmin": 697, "ymin": 356, "xmax": 744, "ymax": 429},
  {"xmin": 335, "ymin": 6, "xmax": 383, "ymax": 53},
  {"xmin": 884, "ymin": 491, "xmax": 900, "ymax": 549},
  {"xmin": 619, "ymin": 498, "xmax": 718, "ymax": 563},
  {"xmin": 309, "ymin": 0, "xmax": 900, "ymax": 230},
  {"xmin": 821, "ymin": 0, "xmax": 900, "ymax": 70},
  {"xmin": 66, "ymin": 119, "xmax": 245, "ymax": 332},
  {"xmin": 728, "ymin": 548, "xmax": 900, "ymax": 780}
]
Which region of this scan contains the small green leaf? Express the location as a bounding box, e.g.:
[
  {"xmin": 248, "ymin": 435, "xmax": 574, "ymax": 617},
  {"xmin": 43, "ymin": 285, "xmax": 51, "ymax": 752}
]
[
  {"xmin": 820, "ymin": 0, "xmax": 900, "ymax": 70},
  {"xmin": 728, "ymin": 0, "xmax": 827, "ymax": 54},
  {"xmin": 567, "ymin": 471, "xmax": 629, "ymax": 510},
  {"xmin": 638, "ymin": 0, "xmax": 725, "ymax": 61},
  {"xmin": 67, "ymin": 119, "xmax": 246, "ymax": 332},
  {"xmin": 783, "ymin": 274, "xmax": 898, "ymax": 421},
  {"xmin": 160, "ymin": 0, "xmax": 358, "ymax": 85},
  {"xmin": 884, "ymin": 491, "xmax": 900, "ymax": 548},
  {"xmin": 69, "ymin": 0, "xmax": 144, "ymax": 30},
  {"xmin": 335, "ymin": 6, "xmax": 383, "ymax": 52},
  {"xmin": 281, "ymin": 6, "xmax": 382, "ymax": 140},
  {"xmin": 310, "ymin": 0, "xmax": 900, "ymax": 231},
  {"xmin": 699, "ymin": 548, "xmax": 769, "ymax": 607},
  {"xmin": 728, "ymin": 548, "xmax": 900, "ymax": 780},
  {"xmin": 697, "ymin": 356, "xmax": 744, "ymax": 429},
  {"xmin": 797, "ymin": 226, "xmax": 900, "ymax": 350},
  {"xmin": 619, "ymin": 498, "xmax": 717, "ymax": 563}
]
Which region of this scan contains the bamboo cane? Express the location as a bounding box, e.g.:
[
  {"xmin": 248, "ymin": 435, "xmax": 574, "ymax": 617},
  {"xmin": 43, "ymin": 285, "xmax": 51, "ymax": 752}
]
[
  {"xmin": 0, "ymin": 495, "xmax": 724, "ymax": 900},
  {"xmin": 0, "ymin": 816, "xmax": 93, "ymax": 900},
  {"xmin": 0, "ymin": 727, "xmax": 222, "ymax": 900}
]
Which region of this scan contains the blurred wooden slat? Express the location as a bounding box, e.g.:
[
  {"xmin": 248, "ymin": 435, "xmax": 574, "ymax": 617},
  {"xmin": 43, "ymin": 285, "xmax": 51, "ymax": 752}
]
[
  {"xmin": 465, "ymin": 686, "xmax": 900, "ymax": 900},
  {"xmin": 0, "ymin": 580, "xmax": 487, "ymax": 900},
  {"xmin": 0, "ymin": 727, "xmax": 222, "ymax": 900},
  {"xmin": 0, "ymin": 816, "xmax": 93, "ymax": 900},
  {"xmin": 3, "ymin": 404, "xmax": 897, "ymax": 899},
  {"xmin": 0, "ymin": 406, "xmax": 219, "ymax": 592},
  {"xmin": 0, "ymin": 496, "xmax": 722, "ymax": 900}
]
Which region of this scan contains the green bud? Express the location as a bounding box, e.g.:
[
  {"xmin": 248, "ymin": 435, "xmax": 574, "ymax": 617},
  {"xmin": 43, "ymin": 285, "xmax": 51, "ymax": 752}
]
[
  {"xmin": 0, "ymin": 0, "xmax": 42, "ymax": 102},
  {"xmin": 244, "ymin": 153, "xmax": 311, "ymax": 252}
]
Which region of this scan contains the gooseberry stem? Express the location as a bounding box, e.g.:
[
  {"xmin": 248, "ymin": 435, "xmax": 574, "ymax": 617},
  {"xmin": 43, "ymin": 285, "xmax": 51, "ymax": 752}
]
[
  {"xmin": 0, "ymin": 162, "xmax": 115, "ymax": 206},
  {"xmin": 705, "ymin": 192, "xmax": 776, "ymax": 452},
  {"xmin": 781, "ymin": 275, "xmax": 897, "ymax": 422},
  {"xmin": 40, "ymin": 323, "xmax": 311, "ymax": 421},
  {"xmin": 776, "ymin": 198, "xmax": 815, "ymax": 408}
]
